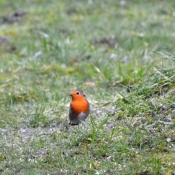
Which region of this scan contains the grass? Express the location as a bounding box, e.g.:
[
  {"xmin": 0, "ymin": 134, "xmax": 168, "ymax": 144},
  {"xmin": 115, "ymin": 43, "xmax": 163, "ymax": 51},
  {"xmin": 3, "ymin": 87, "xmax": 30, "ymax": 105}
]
[{"xmin": 0, "ymin": 0, "xmax": 175, "ymax": 174}]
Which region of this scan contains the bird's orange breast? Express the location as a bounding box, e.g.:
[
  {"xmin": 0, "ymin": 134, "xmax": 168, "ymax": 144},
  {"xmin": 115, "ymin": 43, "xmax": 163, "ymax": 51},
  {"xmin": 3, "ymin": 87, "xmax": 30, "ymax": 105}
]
[{"xmin": 71, "ymin": 100, "xmax": 89, "ymax": 115}]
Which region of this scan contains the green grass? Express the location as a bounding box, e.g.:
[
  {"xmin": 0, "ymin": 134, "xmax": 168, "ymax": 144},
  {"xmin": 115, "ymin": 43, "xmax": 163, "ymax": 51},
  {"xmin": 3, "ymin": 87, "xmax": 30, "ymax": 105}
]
[{"xmin": 0, "ymin": 0, "xmax": 175, "ymax": 174}]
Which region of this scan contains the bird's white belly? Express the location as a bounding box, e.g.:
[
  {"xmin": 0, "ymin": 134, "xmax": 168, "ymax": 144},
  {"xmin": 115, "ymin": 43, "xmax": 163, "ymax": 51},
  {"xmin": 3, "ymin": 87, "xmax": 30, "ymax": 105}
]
[{"xmin": 78, "ymin": 112, "xmax": 87, "ymax": 121}]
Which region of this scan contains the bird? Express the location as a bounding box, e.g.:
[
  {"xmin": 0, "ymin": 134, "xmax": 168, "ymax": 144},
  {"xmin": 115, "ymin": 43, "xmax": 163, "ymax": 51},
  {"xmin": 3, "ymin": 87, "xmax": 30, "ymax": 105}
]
[{"xmin": 69, "ymin": 90, "xmax": 90, "ymax": 125}]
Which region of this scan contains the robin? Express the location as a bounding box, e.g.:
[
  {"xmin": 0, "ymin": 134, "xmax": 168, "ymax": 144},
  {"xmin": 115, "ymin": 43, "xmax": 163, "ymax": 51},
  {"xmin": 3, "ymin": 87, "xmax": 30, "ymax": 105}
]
[{"xmin": 69, "ymin": 90, "xmax": 90, "ymax": 125}]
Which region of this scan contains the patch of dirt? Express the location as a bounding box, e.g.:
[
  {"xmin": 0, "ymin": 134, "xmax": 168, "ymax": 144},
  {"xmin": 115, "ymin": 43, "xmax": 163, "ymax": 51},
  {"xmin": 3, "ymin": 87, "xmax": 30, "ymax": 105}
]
[
  {"xmin": 92, "ymin": 36, "xmax": 118, "ymax": 48},
  {"xmin": 0, "ymin": 36, "xmax": 10, "ymax": 44},
  {"xmin": 1, "ymin": 10, "xmax": 27, "ymax": 24}
]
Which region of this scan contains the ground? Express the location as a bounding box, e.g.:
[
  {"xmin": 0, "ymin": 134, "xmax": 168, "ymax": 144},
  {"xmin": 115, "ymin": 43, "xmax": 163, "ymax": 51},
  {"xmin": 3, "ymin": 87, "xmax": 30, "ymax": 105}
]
[{"xmin": 0, "ymin": 0, "xmax": 175, "ymax": 174}]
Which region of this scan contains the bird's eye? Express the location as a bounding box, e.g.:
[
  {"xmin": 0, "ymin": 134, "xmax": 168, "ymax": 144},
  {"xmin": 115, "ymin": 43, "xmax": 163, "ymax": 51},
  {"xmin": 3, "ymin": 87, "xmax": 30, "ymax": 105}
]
[{"xmin": 76, "ymin": 91, "xmax": 80, "ymax": 95}]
